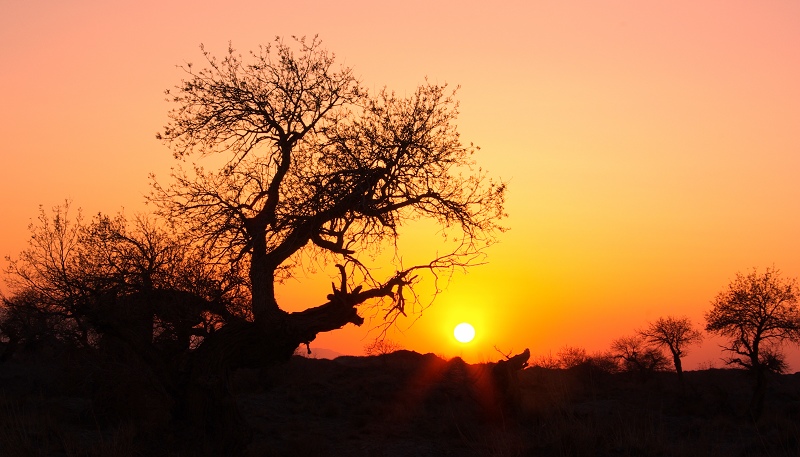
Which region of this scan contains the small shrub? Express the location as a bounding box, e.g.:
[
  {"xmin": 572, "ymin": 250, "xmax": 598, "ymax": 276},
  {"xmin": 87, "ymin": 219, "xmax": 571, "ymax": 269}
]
[{"xmin": 364, "ymin": 339, "xmax": 403, "ymax": 356}]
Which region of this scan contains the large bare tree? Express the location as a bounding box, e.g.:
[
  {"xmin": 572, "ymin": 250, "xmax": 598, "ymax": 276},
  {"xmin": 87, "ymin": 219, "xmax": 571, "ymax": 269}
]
[{"xmin": 152, "ymin": 36, "xmax": 506, "ymax": 361}]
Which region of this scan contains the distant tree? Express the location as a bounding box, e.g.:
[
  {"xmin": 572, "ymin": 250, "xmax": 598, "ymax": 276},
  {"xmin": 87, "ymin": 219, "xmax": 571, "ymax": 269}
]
[
  {"xmin": 639, "ymin": 316, "xmax": 703, "ymax": 385},
  {"xmin": 364, "ymin": 338, "xmax": 403, "ymax": 356},
  {"xmin": 705, "ymin": 267, "xmax": 800, "ymax": 418},
  {"xmin": 611, "ymin": 335, "xmax": 669, "ymax": 379},
  {"xmin": 586, "ymin": 351, "xmax": 621, "ymax": 374},
  {"xmin": 541, "ymin": 346, "xmax": 617, "ymax": 373},
  {"xmin": 531, "ymin": 351, "xmax": 560, "ymax": 369},
  {"xmin": 557, "ymin": 345, "xmax": 589, "ymax": 368}
]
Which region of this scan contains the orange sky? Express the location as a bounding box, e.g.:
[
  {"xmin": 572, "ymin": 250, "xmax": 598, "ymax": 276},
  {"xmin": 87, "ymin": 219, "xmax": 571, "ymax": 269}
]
[{"xmin": 2, "ymin": 1, "xmax": 800, "ymax": 369}]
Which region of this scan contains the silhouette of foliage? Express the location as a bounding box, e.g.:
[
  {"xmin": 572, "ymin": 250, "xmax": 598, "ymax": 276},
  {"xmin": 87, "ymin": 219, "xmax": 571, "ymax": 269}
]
[
  {"xmin": 1, "ymin": 202, "xmax": 244, "ymax": 358},
  {"xmin": 152, "ymin": 35, "xmax": 506, "ymax": 355},
  {"xmin": 611, "ymin": 335, "xmax": 670, "ymax": 378},
  {"xmin": 530, "ymin": 351, "xmax": 560, "ymax": 369},
  {"xmin": 364, "ymin": 338, "xmax": 403, "ymax": 356},
  {"xmin": 586, "ymin": 350, "xmax": 621, "ymax": 374},
  {"xmin": 533, "ymin": 347, "xmax": 618, "ymax": 374},
  {"xmin": 705, "ymin": 267, "xmax": 800, "ymax": 373},
  {"xmin": 705, "ymin": 266, "xmax": 800, "ymax": 417},
  {"xmin": 556, "ymin": 345, "xmax": 589, "ymax": 368},
  {"xmin": 639, "ymin": 315, "xmax": 703, "ymax": 385},
  {"xmin": 150, "ymin": 36, "xmax": 507, "ymax": 448},
  {"xmin": 2, "ymin": 37, "xmax": 505, "ymax": 449}
]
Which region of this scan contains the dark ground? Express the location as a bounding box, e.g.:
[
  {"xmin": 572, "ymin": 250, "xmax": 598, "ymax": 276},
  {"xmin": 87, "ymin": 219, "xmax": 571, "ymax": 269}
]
[{"xmin": 2, "ymin": 349, "xmax": 799, "ymax": 456}]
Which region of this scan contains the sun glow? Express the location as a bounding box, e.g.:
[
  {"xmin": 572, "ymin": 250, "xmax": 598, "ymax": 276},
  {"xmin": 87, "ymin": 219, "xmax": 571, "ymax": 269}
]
[{"xmin": 453, "ymin": 323, "xmax": 476, "ymax": 343}]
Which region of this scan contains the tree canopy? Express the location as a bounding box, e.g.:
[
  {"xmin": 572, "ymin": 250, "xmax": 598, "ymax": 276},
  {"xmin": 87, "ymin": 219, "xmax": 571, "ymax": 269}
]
[
  {"xmin": 639, "ymin": 315, "xmax": 702, "ymax": 382},
  {"xmin": 610, "ymin": 335, "xmax": 669, "ymax": 377},
  {"xmin": 152, "ymin": 36, "xmax": 507, "ymax": 349},
  {"xmin": 705, "ymin": 267, "xmax": 800, "ymax": 373},
  {"xmin": 1, "ymin": 202, "xmax": 243, "ymax": 359},
  {"xmin": 705, "ymin": 266, "xmax": 800, "ymax": 418}
]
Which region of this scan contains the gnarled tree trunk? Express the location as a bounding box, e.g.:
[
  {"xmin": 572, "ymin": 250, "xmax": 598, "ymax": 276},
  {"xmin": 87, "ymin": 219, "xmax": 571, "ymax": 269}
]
[{"xmin": 175, "ymin": 280, "xmax": 369, "ymax": 450}]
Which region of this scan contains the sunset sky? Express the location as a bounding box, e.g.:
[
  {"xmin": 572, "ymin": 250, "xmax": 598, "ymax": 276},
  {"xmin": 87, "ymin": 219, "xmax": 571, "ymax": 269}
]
[{"xmin": 2, "ymin": 1, "xmax": 800, "ymax": 368}]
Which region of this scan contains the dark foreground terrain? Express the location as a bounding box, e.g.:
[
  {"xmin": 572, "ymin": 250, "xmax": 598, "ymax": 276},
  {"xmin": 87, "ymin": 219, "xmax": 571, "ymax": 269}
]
[{"xmin": 2, "ymin": 349, "xmax": 799, "ymax": 456}]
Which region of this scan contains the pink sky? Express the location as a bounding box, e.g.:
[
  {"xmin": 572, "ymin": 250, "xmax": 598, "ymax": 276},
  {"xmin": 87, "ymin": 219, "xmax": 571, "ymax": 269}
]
[{"xmin": 2, "ymin": 1, "xmax": 800, "ymax": 368}]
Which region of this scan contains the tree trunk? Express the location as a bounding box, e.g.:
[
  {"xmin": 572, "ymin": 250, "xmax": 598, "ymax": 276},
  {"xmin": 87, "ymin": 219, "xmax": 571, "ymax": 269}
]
[
  {"xmin": 177, "ymin": 224, "xmax": 374, "ymax": 447},
  {"xmin": 175, "ymin": 321, "xmax": 262, "ymax": 452},
  {"xmin": 249, "ymin": 236, "xmax": 286, "ymax": 327},
  {"xmin": 672, "ymin": 353, "xmax": 686, "ymax": 390},
  {"xmin": 174, "ymin": 287, "xmax": 367, "ymax": 449}
]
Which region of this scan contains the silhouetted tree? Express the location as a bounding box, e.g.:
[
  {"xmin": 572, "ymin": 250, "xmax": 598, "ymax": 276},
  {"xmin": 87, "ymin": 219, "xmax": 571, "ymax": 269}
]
[
  {"xmin": 77, "ymin": 211, "xmax": 247, "ymax": 355},
  {"xmin": 556, "ymin": 345, "xmax": 589, "ymax": 368},
  {"xmin": 3, "ymin": 203, "xmax": 98, "ymax": 351},
  {"xmin": 1, "ymin": 202, "xmax": 243, "ymax": 358},
  {"xmin": 705, "ymin": 266, "xmax": 800, "ymax": 418},
  {"xmin": 152, "ymin": 38, "xmax": 506, "ymax": 446},
  {"xmin": 611, "ymin": 335, "xmax": 669, "ymax": 379},
  {"xmin": 530, "ymin": 351, "xmax": 560, "ymax": 369},
  {"xmin": 152, "ymin": 36, "xmax": 505, "ymax": 363},
  {"xmin": 1, "ymin": 202, "xmax": 253, "ymax": 439},
  {"xmin": 364, "ymin": 338, "xmax": 403, "ymax": 356},
  {"xmin": 585, "ymin": 351, "xmax": 621, "ymax": 374},
  {"xmin": 639, "ymin": 316, "xmax": 703, "ymax": 386}
]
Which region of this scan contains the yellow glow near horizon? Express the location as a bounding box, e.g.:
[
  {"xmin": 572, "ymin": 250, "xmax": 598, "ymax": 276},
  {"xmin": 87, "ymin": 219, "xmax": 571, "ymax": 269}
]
[{"xmin": 454, "ymin": 323, "xmax": 476, "ymax": 343}]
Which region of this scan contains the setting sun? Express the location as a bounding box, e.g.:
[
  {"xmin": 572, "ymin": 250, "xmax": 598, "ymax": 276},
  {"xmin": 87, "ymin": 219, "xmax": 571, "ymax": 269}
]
[
  {"xmin": 4, "ymin": 2, "xmax": 800, "ymax": 454},
  {"xmin": 453, "ymin": 323, "xmax": 476, "ymax": 343}
]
